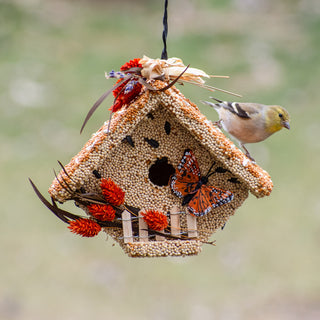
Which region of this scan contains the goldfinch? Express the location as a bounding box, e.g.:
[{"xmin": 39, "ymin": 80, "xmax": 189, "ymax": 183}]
[{"xmin": 201, "ymin": 97, "xmax": 290, "ymax": 161}]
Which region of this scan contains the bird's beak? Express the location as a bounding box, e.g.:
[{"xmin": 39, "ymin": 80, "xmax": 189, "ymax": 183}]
[{"xmin": 283, "ymin": 121, "xmax": 290, "ymax": 130}]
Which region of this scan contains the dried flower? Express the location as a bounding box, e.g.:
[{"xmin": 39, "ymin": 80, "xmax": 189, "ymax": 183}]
[
  {"xmin": 124, "ymin": 79, "xmax": 138, "ymax": 94},
  {"xmin": 110, "ymin": 80, "xmax": 143, "ymax": 112},
  {"xmin": 100, "ymin": 178, "xmax": 125, "ymax": 206},
  {"xmin": 139, "ymin": 55, "xmax": 237, "ymax": 96},
  {"xmin": 140, "ymin": 55, "xmax": 210, "ymax": 85},
  {"xmin": 142, "ymin": 210, "xmax": 168, "ymax": 231},
  {"xmin": 88, "ymin": 204, "xmax": 116, "ymax": 221},
  {"xmin": 120, "ymin": 58, "xmax": 142, "ymax": 71},
  {"xmin": 106, "ymin": 70, "xmax": 125, "ymax": 79},
  {"xmin": 68, "ymin": 218, "xmax": 101, "ymax": 237},
  {"xmin": 109, "ymin": 58, "xmax": 143, "ymax": 112}
]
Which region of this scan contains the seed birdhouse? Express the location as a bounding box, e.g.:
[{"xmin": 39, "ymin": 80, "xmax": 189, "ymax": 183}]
[{"xmin": 39, "ymin": 57, "xmax": 273, "ymax": 258}]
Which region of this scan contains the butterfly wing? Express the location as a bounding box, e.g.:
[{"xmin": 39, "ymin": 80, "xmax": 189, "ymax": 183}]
[
  {"xmin": 170, "ymin": 149, "xmax": 200, "ymax": 198},
  {"xmin": 187, "ymin": 185, "xmax": 234, "ymax": 217}
]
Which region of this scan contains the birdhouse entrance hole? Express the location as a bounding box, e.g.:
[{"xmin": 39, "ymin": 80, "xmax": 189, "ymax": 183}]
[{"xmin": 148, "ymin": 157, "xmax": 175, "ymax": 186}]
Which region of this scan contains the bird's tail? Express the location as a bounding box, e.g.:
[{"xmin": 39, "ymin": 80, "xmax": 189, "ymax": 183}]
[
  {"xmin": 200, "ymin": 99, "xmax": 221, "ymax": 109},
  {"xmin": 209, "ymin": 97, "xmax": 223, "ymax": 103}
]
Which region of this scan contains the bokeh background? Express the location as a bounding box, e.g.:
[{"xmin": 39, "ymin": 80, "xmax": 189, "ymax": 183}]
[{"xmin": 1, "ymin": 0, "xmax": 320, "ymax": 319}]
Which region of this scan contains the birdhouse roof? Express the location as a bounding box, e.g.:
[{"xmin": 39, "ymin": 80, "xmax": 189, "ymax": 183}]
[{"xmin": 49, "ymin": 81, "xmax": 273, "ymax": 201}]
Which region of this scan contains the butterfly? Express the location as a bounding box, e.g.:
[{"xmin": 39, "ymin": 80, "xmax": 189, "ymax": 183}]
[{"xmin": 170, "ymin": 149, "xmax": 234, "ymax": 217}]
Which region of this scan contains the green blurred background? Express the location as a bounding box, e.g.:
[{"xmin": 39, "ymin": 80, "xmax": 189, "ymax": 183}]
[{"xmin": 1, "ymin": 0, "xmax": 320, "ymax": 319}]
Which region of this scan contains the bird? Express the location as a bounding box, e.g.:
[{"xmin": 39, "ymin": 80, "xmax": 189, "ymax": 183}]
[{"xmin": 201, "ymin": 97, "xmax": 290, "ymax": 161}]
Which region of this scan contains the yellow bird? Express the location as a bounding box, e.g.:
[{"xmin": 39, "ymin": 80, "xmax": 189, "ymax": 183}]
[{"xmin": 201, "ymin": 97, "xmax": 290, "ymax": 161}]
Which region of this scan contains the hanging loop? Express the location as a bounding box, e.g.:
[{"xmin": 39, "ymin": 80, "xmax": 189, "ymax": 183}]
[{"xmin": 161, "ymin": 0, "xmax": 168, "ymax": 60}]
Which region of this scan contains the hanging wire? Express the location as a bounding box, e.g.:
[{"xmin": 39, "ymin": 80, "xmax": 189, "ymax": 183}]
[{"xmin": 161, "ymin": 0, "xmax": 168, "ymax": 60}]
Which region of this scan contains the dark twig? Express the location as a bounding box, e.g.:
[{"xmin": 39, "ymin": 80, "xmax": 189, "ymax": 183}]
[
  {"xmin": 158, "ymin": 65, "xmax": 189, "ymax": 91},
  {"xmin": 80, "ymin": 75, "xmax": 131, "ymax": 134},
  {"xmin": 29, "ymin": 178, "xmax": 80, "ymax": 223}
]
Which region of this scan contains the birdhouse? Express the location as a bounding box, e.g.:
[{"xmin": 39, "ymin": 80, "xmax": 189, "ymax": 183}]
[{"xmin": 47, "ymin": 69, "xmax": 273, "ymax": 257}]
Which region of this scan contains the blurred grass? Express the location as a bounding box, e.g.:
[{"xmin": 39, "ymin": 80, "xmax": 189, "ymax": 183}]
[{"xmin": 1, "ymin": 0, "xmax": 320, "ymax": 319}]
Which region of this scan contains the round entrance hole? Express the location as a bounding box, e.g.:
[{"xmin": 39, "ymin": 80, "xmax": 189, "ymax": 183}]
[{"xmin": 148, "ymin": 157, "xmax": 175, "ymax": 186}]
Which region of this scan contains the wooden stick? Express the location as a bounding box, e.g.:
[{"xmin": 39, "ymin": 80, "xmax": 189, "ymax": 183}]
[
  {"xmin": 122, "ymin": 210, "xmax": 133, "ymax": 243},
  {"xmin": 155, "ymin": 231, "xmax": 165, "ymax": 241},
  {"xmin": 170, "ymin": 205, "xmax": 180, "ymax": 238},
  {"xmin": 139, "ymin": 211, "xmax": 149, "ymax": 242},
  {"xmin": 186, "ymin": 209, "xmax": 198, "ymax": 238}
]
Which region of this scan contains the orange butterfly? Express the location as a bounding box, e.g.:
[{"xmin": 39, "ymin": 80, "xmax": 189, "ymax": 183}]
[{"xmin": 170, "ymin": 149, "xmax": 234, "ymax": 216}]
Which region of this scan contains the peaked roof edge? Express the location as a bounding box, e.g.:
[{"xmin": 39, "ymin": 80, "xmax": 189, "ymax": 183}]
[{"xmin": 49, "ymin": 81, "xmax": 273, "ymax": 202}]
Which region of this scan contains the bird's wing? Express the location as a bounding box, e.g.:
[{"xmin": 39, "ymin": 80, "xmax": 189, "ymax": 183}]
[
  {"xmin": 220, "ymin": 101, "xmax": 252, "ymax": 119},
  {"xmin": 202, "ymin": 99, "xmax": 262, "ymax": 119}
]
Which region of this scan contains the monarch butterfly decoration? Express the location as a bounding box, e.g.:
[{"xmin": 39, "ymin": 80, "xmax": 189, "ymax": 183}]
[{"xmin": 170, "ymin": 149, "xmax": 234, "ymax": 216}]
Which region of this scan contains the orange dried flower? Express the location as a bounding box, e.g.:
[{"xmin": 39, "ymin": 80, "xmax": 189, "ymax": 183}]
[
  {"xmin": 68, "ymin": 218, "xmax": 101, "ymax": 237},
  {"xmin": 100, "ymin": 178, "xmax": 125, "ymax": 206},
  {"xmin": 88, "ymin": 204, "xmax": 116, "ymax": 221},
  {"xmin": 142, "ymin": 210, "xmax": 168, "ymax": 231}
]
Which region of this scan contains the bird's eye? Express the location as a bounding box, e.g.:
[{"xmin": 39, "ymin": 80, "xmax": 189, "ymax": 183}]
[{"xmin": 279, "ymin": 113, "xmax": 283, "ymax": 118}]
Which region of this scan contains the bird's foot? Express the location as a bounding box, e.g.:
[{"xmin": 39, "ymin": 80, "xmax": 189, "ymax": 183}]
[
  {"xmin": 241, "ymin": 144, "xmax": 256, "ymax": 163},
  {"xmin": 212, "ymin": 119, "xmax": 222, "ymax": 129}
]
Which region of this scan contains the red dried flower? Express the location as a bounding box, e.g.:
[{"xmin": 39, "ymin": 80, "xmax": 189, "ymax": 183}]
[
  {"xmin": 142, "ymin": 210, "xmax": 168, "ymax": 231},
  {"xmin": 110, "ymin": 80, "xmax": 143, "ymax": 112},
  {"xmin": 110, "ymin": 58, "xmax": 143, "ymax": 112},
  {"xmin": 120, "ymin": 58, "xmax": 142, "ymax": 71},
  {"xmin": 88, "ymin": 204, "xmax": 116, "ymax": 221},
  {"xmin": 100, "ymin": 178, "xmax": 125, "ymax": 206},
  {"xmin": 68, "ymin": 218, "xmax": 101, "ymax": 237}
]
